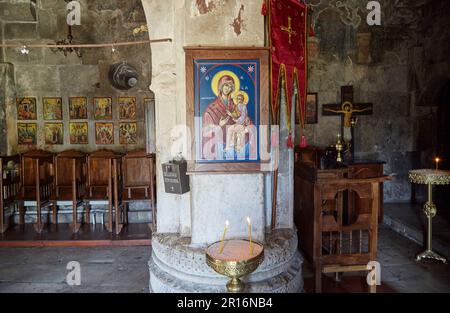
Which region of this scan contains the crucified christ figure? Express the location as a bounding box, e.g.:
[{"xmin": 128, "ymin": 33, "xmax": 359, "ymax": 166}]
[{"xmin": 324, "ymin": 101, "xmax": 372, "ymax": 142}]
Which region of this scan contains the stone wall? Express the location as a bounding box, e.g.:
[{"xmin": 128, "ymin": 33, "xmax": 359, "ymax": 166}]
[
  {"xmin": 413, "ymin": 0, "xmax": 450, "ymax": 204},
  {"xmin": 413, "ymin": 0, "xmax": 450, "ymax": 165},
  {"xmin": 0, "ymin": 0, "xmax": 152, "ymax": 154},
  {"xmin": 298, "ymin": 0, "xmax": 438, "ymax": 202}
]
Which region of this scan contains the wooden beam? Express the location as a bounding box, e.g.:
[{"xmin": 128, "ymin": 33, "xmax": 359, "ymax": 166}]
[{"xmin": 322, "ymin": 264, "xmax": 369, "ymax": 274}]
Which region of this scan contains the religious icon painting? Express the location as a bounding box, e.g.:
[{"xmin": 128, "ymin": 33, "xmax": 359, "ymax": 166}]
[
  {"xmin": 17, "ymin": 123, "xmax": 37, "ymax": 145},
  {"xmin": 119, "ymin": 122, "xmax": 138, "ymax": 144},
  {"xmin": 94, "ymin": 97, "xmax": 113, "ymax": 120},
  {"xmin": 69, "ymin": 97, "xmax": 88, "ymax": 119},
  {"xmin": 43, "ymin": 97, "xmax": 63, "ymax": 120},
  {"xmin": 305, "ymin": 93, "xmax": 318, "ymax": 124},
  {"xmin": 119, "ymin": 97, "xmax": 137, "ymax": 120},
  {"xmin": 185, "ymin": 48, "xmax": 270, "ymax": 173},
  {"xmin": 95, "ymin": 122, "xmax": 114, "ymax": 145},
  {"xmin": 17, "ymin": 97, "xmax": 37, "ymax": 120},
  {"xmin": 69, "ymin": 122, "xmax": 89, "ymax": 144},
  {"xmin": 44, "ymin": 123, "xmax": 64, "ymax": 145}
]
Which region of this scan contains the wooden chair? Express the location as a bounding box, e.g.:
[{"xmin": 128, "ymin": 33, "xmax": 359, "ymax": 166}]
[
  {"xmin": 19, "ymin": 150, "xmax": 55, "ymax": 233},
  {"xmin": 85, "ymin": 150, "xmax": 124, "ymax": 234},
  {"xmin": 53, "ymin": 150, "xmax": 86, "ymax": 233},
  {"xmin": 122, "ymin": 151, "xmax": 156, "ymax": 230},
  {"xmin": 0, "ymin": 155, "xmax": 21, "ymax": 234}
]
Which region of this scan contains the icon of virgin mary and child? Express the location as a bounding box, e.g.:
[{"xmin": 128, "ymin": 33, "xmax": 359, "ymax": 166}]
[{"xmin": 202, "ymin": 71, "xmax": 253, "ymax": 160}]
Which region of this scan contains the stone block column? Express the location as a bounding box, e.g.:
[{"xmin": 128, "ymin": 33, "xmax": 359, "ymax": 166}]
[{"xmin": 142, "ymin": 0, "xmax": 303, "ymax": 293}]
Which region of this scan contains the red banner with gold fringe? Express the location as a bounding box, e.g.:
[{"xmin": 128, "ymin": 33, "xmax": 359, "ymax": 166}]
[{"xmin": 265, "ymin": 0, "xmax": 307, "ymax": 147}]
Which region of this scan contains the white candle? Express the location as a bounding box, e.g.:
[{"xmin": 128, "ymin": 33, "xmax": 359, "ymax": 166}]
[
  {"xmin": 247, "ymin": 217, "xmax": 253, "ymax": 255},
  {"xmin": 435, "ymin": 157, "xmax": 440, "ymax": 170},
  {"xmin": 219, "ymin": 220, "xmax": 229, "ymax": 254}
]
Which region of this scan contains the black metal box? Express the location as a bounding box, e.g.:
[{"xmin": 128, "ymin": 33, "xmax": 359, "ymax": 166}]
[{"xmin": 162, "ymin": 161, "xmax": 190, "ymax": 194}]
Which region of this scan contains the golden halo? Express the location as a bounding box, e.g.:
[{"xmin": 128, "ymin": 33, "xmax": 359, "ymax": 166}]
[
  {"xmin": 211, "ymin": 70, "xmax": 240, "ymax": 97},
  {"xmin": 341, "ymin": 101, "xmax": 353, "ymax": 110},
  {"xmin": 233, "ymin": 90, "xmax": 249, "ymax": 105}
]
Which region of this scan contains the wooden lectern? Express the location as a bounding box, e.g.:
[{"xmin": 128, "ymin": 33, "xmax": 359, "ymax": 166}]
[{"xmin": 294, "ymin": 147, "xmax": 389, "ymax": 293}]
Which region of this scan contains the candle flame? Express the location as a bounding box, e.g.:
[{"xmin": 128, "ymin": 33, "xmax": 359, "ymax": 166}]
[
  {"xmin": 435, "ymin": 158, "xmax": 440, "ymax": 162},
  {"xmin": 225, "ymin": 220, "xmax": 229, "ymax": 228},
  {"xmin": 246, "ymin": 217, "xmax": 251, "ymax": 225}
]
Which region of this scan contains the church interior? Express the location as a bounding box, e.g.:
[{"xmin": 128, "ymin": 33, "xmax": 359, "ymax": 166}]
[{"xmin": 0, "ymin": 0, "xmax": 449, "ymax": 295}]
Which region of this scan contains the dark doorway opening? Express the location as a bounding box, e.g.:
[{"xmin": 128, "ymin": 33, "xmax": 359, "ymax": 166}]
[{"xmin": 436, "ymin": 79, "xmax": 450, "ymax": 212}]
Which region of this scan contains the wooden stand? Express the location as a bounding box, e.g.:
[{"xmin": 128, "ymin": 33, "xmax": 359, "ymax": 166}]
[
  {"xmin": 294, "ymin": 146, "xmax": 385, "ymax": 222},
  {"xmin": 294, "ymin": 159, "xmax": 389, "ymax": 293}
]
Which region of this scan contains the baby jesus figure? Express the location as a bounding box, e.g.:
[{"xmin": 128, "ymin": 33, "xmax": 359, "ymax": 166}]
[{"xmin": 226, "ymin": 91, "xmax": 251, "ymax": 154}]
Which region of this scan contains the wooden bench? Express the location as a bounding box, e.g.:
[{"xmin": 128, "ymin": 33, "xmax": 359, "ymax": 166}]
[
  {"xmin": 19, "ymin": 150, "xmax": 55, "ymax": 233},
  {"xmin": 86, "ymin": 150, "xmax": 124, "ymax": 234},
  {"xmin": 0, "ymin": 155, "xmax": 21, "ymax": 234},
  {"xmin": 122, "ymin": 151, "xmax": 156, "ymax": 230},
  {"xmin": 53, "ymin": 150, "xmax": 87, "ymax": 233}
]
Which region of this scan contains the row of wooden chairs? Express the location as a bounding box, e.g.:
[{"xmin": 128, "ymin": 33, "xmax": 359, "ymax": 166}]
[{"xmin": 0, "ymin": 149, "xmax": 156, "ymax": 235}]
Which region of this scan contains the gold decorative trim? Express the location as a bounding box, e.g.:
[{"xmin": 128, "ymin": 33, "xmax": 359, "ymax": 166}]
[{"xmin": 408, "ymin": 170, "xmax": 450, "ymax": 185}]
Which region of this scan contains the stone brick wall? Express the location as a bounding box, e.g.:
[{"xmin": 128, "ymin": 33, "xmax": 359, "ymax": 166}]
[
  {"xmin": 0, "ymin": 0, "xmax": 152, "ymax": 154},
  {"xmin": 298, "ymin": 0, "xmax": 443, "ymax": 202},
  {"xmin": 413, "ymin": 0, "xmax": 450, "ymax": 204},
  {"xmin": 413, "ymin": 0, "xmax": 450, "ymax": 163}
]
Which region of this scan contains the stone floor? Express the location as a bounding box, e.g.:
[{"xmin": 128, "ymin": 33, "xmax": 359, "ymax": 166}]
[
  {"xmin": 383, "ymin": 202, "xmax": 450, "ymax": 259},
  {"xmin": 0, "ymin": 246, "xmax": 151, "ymax": 293},
  {"xmin": 303, "ymin": 225, "xmax": 450, "ymax": 293},
  {"xmin": 0, "ymin": 226, "xmax": 449, "ymax": 293}
]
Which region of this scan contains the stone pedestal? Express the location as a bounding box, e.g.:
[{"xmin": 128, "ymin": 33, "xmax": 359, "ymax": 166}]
[
  {"xmin": 142, "ymin": 0, "xmax": 304, "ymax": 293},
  {"xmin": 149, "ymin": 229, "xmax": 303, "ymax": 293}
]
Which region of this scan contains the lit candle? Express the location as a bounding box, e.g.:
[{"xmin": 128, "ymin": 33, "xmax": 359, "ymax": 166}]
[
  {"xmin": 247, "ymin": 217, "xmax": 253, "ymax": 255},
  {"xmin": 435, "ymin": 157, "xmax": 440, "ymax": 170},
  {"xmin": 219, "ymin": 220, "xmax": 229, "ymax": 254}
]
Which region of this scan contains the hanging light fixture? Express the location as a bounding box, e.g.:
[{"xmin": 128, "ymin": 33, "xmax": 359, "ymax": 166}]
[
  {"xmin": 50, "ymin": 25, "xmax": 82, "ymax": 58},
  {"xmin": 20, "ymin": 45, "xmax": 30, "ymax": 55}
]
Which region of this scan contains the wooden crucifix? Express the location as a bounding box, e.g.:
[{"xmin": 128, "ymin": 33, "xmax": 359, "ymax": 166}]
[{"xmin": 322, "ymin": 86, "xmax": 373, "ymax": 161}]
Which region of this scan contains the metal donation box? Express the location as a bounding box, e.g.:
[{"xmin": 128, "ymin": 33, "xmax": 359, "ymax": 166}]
[{"xmin": 162, "ymin": 160, "xmax": 190, "ymax": 194}]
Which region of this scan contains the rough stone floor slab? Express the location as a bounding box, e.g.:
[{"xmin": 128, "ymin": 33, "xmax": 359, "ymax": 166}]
[
  {"xmin": 302, "ymin": 225, "xmax": 450, "ymax": 293},
  {"xmin": 0, "ymin": 246, "xmax": 151, "ymax": 293},
  {"xmin": 384, "ymin": 202, "xmax": 450, "ymax": 258},
  {"xmin": 0, "ymin": 226, "xmax": 449, "ymax": 293}
]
